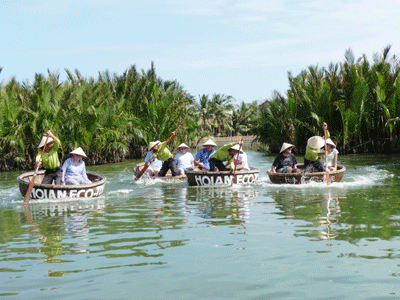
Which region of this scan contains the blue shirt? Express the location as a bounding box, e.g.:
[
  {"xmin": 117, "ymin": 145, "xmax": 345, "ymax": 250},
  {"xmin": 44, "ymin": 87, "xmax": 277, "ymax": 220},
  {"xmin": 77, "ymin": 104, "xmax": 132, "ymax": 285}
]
[
  {"xmin": 195, "ymin": 148, "xmax": 216, "ymax": 170},
  {"xmin": 62, "ymin": 157, "xmax": 91, "ymax": 184},
  {"xmin": 144, "ymin": 151, "xmax": 162, "ymax": 168}
]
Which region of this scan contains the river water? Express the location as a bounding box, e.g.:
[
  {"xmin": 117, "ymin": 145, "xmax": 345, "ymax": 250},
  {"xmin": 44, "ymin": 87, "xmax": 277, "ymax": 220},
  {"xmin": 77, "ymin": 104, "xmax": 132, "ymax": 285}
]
[{"xmin": 1, "ymin": 148, "xmax": 400, "ymax": 299}]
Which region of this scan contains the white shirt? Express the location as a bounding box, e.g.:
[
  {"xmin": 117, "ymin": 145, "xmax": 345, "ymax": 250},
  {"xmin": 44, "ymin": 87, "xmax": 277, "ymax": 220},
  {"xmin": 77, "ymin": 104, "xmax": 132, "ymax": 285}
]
[
  {"xmin": 326, "ymin": 148, "xmax": 339, "ymax": 167},
  {"xmin": 175, "ymin": 152, "xmax": 194, "ymax": 169},
  {"xmin": 233, "ymin": 152, "xmax": 249, "ymax": 170}
]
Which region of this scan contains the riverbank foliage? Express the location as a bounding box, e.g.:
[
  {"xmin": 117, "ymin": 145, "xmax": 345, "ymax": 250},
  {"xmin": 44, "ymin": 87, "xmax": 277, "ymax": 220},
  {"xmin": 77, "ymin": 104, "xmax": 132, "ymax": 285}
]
[
  {"xmin": 255, "ymin": 45, "xmax": 400, "ymax": 154},
  {"xmin": 0, "ymin": 63, "xmax": 257, "ymax": 171},
  {"xmin": 2, "ymin": 46, "xmax": 400, "ymax": 171}
]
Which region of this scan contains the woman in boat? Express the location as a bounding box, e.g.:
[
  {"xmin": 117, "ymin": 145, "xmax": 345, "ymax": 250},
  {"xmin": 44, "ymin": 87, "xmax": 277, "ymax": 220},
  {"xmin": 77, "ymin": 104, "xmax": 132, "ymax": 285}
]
[
  {"xmin": 61, "ymin": 147, "xmax": 92, "ymax": 185},
  {"xmin": 324, "ymin": 138, "xmax": 339, "ymax": 171},
  {"xmin": 36, "ymin": 130, "xmax": 63, "ymax": 185},
  {"xmin": 175, "ymin": 143, "xmax": 194, "ymax": 175},
  {"xmin": 270, "ymin": 143, "xmax": 300, "ymax": 173},
  {"xmin": 143, "ymin": 140, "xmax": 163, "ymax": 176},
  {"xmin": 149, "ymin": 138, "xmax": 179, "ymax": 177},
  {"xmin": 194, "ymin": 139, "xmax": 217, "ymax": 171},
  {"xmin": 231, "ymin": 144, "xmax": 250, "ymax": 171},
  {"xmin": 209, "ymin": 141, "xmax": 242, "ymax": 172}
]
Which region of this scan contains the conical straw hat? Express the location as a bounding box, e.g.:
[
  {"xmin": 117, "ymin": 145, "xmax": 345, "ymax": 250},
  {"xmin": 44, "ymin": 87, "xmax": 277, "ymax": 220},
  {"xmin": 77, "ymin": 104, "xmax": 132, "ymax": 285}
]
[
  {"xmin": 148, "ymin": 140, "xmax": 161, "ymax": 151},
  {"xmin": 230, "ymin": 144, "xmax": 243, "ymax": 153},
  {"xmin": 70, "ymin": 147, "xmax": 87, "ymax": 158},
  {"xmin": 38, "ymin": 136, "xmax": 54, "ymax": 148},
  {"xmin": 177, "ymin": 143, "xmax": 190, "ymax": 149},
  {"xmin": 307, "ymin": 136, "xmax": 325, "ymax": 149},
  {"xmin": 326, "ymin": 138, "xmax": 336, "ymax": 147},
  {"xmin": 280, "ymin": 143, "xmax": 294, "ymax": 153},
  {"xmin": 202, "ymin": 139, "xmax": 217, "ymax": 147}
]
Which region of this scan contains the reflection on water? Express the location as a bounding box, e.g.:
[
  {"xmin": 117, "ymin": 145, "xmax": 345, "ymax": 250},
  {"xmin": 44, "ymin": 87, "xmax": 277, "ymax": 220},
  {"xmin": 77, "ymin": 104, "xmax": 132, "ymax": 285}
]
[
  {"xmin": 270, "ymin": 188, "xmax": 344, "ymax": 242},
  {"xmin": 2, "ymin": 153, "xmax": 400, "ymax": 299}
]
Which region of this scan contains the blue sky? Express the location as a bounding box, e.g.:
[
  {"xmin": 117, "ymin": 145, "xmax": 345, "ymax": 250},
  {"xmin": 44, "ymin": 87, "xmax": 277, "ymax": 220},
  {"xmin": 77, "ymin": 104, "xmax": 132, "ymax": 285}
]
[{"xmin": 1, "ymin": 0, "xmax": 399, "ymax": 103}]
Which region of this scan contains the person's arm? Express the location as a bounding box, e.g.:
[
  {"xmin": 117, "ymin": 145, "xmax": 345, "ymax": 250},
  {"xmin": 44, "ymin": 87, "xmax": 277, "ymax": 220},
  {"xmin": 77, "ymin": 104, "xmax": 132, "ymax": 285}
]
[
  {"xmin": 271, "ymin": 165, "xmax": 276, "ymax": 173},
  {"xmin": 194, "ymin": 151, "xmax": 204, "ymax": 168},
  {"xmin": 190, "ymin": 154, "xmax": 195, "ymax": 168},
  {"xmin": 81, "ymin": 162, "xmax": 91, "ymax": 184},
  {"xmin": 51, "ymin": 136, "xmax": 61, "ymax": 152},
  {"xmin": 333, "ymin": 154, "xmax": 338, "ymax": 170},
  {"xmin": 235, "ymin": 162, "xmax": 245, "ymax": 170},
  {"xmin": 61, "ymin": 158, "xmax": 69, "ymax": 185}
]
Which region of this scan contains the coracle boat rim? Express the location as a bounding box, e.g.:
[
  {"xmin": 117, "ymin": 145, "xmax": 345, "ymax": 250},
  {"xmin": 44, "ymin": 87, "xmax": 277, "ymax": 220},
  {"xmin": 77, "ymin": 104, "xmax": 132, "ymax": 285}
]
[{"xmin": 17, "ymin": 170, "xmax": 107, "ymax": 189}]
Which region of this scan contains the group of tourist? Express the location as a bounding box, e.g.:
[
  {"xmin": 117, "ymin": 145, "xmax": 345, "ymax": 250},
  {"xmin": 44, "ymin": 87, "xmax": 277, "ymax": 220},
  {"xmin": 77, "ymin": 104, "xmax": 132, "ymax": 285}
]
[
  {"xmin": 270, "ymin": 123, "xmax": 339, "ymax": 174},
  {"xmin": 144, "ymin": 138, "xmax": 249, "ymax": 178},
  {"xmin": 35, "ymin": 122, "xmax": 339, "ymax": 184}
]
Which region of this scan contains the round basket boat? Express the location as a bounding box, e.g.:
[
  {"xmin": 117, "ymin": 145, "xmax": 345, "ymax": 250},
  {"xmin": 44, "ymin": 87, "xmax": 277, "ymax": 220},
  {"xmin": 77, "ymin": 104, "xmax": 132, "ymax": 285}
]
[
  {"xmin": 133, "ymin": 162, "xmax": 186, "ymax": 181},
  {"xmin": 185, "ymin": 168, "xmax": 260, "ymax": 187},
  {"xmin": 17, "ymin": 171, "xmax": 106, "ymax": 200},
  {"xmin": 267, "ymin": 163, "xmax": 346, "ymax": 184}
]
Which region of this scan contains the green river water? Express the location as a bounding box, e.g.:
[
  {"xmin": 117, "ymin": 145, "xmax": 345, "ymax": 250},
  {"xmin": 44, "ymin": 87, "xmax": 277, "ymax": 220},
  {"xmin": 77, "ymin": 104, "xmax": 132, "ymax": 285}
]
[{"xmin": 1, "ymin": 148, "xmax": 400, "ymax": 299}]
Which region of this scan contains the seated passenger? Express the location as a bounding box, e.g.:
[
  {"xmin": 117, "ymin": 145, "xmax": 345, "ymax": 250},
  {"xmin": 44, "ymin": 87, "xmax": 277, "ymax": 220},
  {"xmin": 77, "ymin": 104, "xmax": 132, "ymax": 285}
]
[
  {"xmin": 175, "ymin": 143, "xmax": 194, "ymax": 175},
  {"xmin": 324, "ymin": 138, "xmax": 339, "ymax": 171},
  {"xmin": 270, "ymin": 143, "xmax": 300, "ymax": 173},
  {"xmin": 230, "ymin": 144, "xmax": 250, "ymax": 171},
  {"xmin": 62, "ymin": 147, "xmax": 92, "ymax": 185},
  {"xmin": 209, "ymin": 141, "xmax": 242, "ymax": 172},
  {"xmin": 194, "ymin": 139, "xmax": 217, "ymax": 171}
]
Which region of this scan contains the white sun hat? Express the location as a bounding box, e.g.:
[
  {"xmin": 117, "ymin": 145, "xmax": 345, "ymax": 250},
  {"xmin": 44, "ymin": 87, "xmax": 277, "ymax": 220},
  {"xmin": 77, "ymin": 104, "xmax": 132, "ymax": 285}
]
[
  {"xmin": 326, "ymin": 138, "xmax": 336, "ymax": 147},
  {"xmin": 280, "ymin": 142, "xmax": 294, "ymax": 153},
  {"xmin": 230, "ymin": 144, "xmax": 243, "ymax": 153},
  {"xmin": 148, "ymin": 140, "xmax": 161, "ymax": 151},
  {"xmin": 38, "ymin": 136, "xmax": 54, "ymax": 148},
  {"xmin": 177, "ymin": 143, "xmax": 190, "ymax": 149},
  {"xmin": 70, "ymin": 147, "xmax": 87, "ymax": 158},
  {"xmin": 202, "ymin": 139, "xmax": 217, "ymax": 147},
  {"xmin": 307, "ymin": 136, "xmax": 325, "ymax": 149}
]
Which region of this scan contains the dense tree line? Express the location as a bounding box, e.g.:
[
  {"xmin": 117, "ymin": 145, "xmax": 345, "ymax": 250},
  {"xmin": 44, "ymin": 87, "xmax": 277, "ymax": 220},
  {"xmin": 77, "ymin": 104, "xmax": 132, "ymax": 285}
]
[
  {"xmin": 254, "ymin": 45, "xmax": 400, "ymax": 155},
  {"xmin": 2, "ymin": 46, "xmax": 399, "ymax": 171},
  {"xmin": 0, "ymin": 62, "xmax": 256, "ymax": 171}
]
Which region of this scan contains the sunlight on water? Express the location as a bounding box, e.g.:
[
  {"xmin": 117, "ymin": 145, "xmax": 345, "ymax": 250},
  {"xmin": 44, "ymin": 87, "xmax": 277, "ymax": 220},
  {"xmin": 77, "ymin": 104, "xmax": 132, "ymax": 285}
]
[{"xmin": 1, "ymin": 152, "xmax": 400, "ymax": 300}]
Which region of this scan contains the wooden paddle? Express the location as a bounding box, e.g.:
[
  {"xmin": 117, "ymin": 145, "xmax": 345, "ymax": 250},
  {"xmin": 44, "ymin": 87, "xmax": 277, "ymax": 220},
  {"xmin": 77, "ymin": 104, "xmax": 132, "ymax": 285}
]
[
  {"xmin": 231, "ymin": 139, "xmax": 243, "ymax": 186},
  {"xmin": 324, "ymin": 123, "xmax": 330, "ymax": 186},
  {"xmin": 23, "ymin": 126, "xmax": 53, "ymax": 206},
  {"xmin": 135, "ymin": 124, "xmax": 181, "ymax": 181}
]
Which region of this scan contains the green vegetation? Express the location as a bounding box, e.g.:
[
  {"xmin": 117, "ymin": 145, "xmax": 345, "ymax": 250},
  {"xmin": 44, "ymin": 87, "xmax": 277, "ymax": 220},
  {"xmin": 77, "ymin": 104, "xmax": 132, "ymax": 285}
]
[
  {"xmin": 2, "ymin": 46, "xmax": 400, "ymax": 171},
  {"xmin": 255, "ymin": 45, "xmax": 400, "ymax": 154},
  {"xmin": 0, "ymin": 62, "xmax": 256, "ymax": 171}
]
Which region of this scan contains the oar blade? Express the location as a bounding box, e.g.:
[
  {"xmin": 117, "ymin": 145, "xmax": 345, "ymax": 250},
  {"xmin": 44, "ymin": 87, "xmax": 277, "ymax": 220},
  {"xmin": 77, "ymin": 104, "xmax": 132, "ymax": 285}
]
[
  {"xmin": 23, "ymin": 177, "xmax": 36, "ymax": 206},
  {"xmin": 135, "ymin": 163, "xmax": 150, "ymax": 181}
]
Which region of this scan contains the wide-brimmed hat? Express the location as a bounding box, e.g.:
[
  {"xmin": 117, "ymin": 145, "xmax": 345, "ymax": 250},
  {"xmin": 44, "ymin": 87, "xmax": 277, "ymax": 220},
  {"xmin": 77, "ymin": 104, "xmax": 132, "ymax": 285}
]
[
  {"xmin": 148, "ymin": 140, "xmax": 161, "ymax": 151},
  {"xmin": 38, "ymin": 136, "xmax": 54, "ymax": 148},
  {"xmin": 280, "ymin": 143, "xmax": 294, "ymax": 153},
  {"xmin": 70, "ymin": 147, "xmax": 87, "ymax": 158},
  {"xmin": 202, "ymin": 139, "xmax": 217, "ymax": 147},
  {"xmin": 307, "ymin": 136, "xmax": 325, "ymax": 149},
  {"xmin": 326, "ymin": 138, "xmax": 336, "ymax": 147},
  {"xmin": 177, "ymin": 143, "xmax": 190, "ymax": 149},
  {"xmin": 230, "ymin": 144, "xmax": 243, "ymax": 153}
]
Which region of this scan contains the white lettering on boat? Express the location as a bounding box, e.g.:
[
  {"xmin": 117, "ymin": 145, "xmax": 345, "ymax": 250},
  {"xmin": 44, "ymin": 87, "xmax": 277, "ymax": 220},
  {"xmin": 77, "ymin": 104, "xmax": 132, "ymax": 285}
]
[
  {"xmin": 57, "ymin": 190, "xmax": 67, "ymax": 198},
  {"xmin": 193, "ymin": 174, "xmax": 258, "ymax": 186},
  {"xmin": 30, "ymin": 184, "xmax": 105, "ymax": 199}
]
